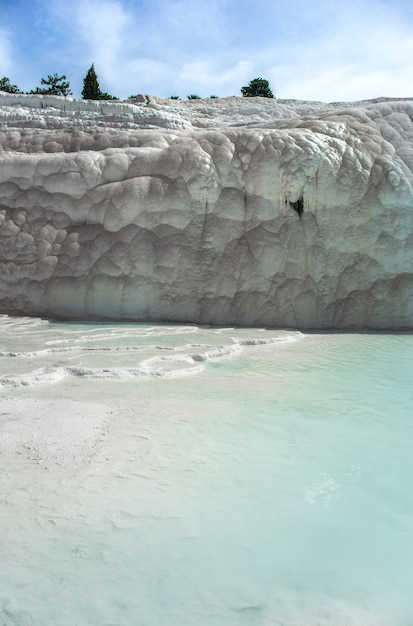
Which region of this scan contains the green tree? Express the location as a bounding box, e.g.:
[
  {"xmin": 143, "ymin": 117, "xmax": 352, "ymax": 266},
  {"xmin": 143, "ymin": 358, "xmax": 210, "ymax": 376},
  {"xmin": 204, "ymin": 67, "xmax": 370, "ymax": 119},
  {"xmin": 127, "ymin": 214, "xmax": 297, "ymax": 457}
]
[
  {"xmin": 31, "ymin": 73, "xmax": 72, "ymax": 96},
  {"xmin": 0, "ymin": 77, "xmax": 22, "ymax": 93},
  {"xmin": 82, "ymin": 64, "xmax": 117, "ymax": 100},
  {"xmin": 241, "ymin": 77, "xmax": 274, "ymax": 98},
  {"xmin": 187, "ymin": 94, "xmax": 201, "ymax": 99},
  {"xmin": 82, "ymin": 64, "xmax": 101, "ymax": 100}
]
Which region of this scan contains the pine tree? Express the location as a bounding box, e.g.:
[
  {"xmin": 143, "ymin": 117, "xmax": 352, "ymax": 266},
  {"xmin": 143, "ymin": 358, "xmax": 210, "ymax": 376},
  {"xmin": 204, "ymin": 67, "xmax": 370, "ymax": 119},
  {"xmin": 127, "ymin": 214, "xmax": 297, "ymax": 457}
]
[
  {"xmin": 0, "ymin": 77, "xmax": 22, "ymax": 93},
  {"xmin": 37, "ymin": 73, "xmax": 72, "ymax": 96},
  {"xmin": 82, "ymin": 64, "xmax": 101, "ymax": 100},
  {"xmin": 29, "ymin": 74, "xmax": 72, "ymax": 96}
]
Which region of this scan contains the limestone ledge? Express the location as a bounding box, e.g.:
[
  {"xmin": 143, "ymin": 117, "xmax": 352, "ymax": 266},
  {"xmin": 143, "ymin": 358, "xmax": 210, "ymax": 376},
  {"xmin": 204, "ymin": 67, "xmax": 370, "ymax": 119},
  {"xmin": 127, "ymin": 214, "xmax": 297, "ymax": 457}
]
[{"xmin": 1, "ymin": 93, "xmax": 413, "ymax": 328}]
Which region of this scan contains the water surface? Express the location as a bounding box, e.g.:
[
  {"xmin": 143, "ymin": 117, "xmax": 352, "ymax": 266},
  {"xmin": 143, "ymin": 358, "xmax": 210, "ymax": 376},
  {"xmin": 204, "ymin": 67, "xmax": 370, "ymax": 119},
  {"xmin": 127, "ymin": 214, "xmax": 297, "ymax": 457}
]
[{"xmin": 0, "ymin": 316, "xmax": 412, "ymax": 625}]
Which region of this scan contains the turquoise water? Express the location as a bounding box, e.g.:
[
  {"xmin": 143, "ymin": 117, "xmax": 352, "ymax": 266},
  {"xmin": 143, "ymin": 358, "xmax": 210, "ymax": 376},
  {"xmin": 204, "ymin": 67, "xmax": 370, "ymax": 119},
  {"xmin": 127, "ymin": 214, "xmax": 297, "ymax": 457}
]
[{"xmin": 0, "ymin": 318, "xmax": 412, "ymax": 625}]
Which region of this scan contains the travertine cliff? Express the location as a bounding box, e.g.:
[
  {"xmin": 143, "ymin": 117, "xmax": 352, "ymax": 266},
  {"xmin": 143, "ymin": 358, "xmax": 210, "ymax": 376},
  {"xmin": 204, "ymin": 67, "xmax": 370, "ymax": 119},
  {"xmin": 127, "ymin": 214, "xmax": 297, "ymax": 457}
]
[{"xmin": 1, "ymin": 93, "xmax": 412, "ymax": 328}]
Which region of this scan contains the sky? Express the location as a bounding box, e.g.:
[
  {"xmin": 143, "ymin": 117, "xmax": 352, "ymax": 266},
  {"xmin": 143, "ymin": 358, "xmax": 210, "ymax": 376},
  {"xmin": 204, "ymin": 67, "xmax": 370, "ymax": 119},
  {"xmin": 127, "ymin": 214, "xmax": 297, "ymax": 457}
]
[{"xmin": 1, "ymin": 0, "xmax": 413, "ymax": 102}]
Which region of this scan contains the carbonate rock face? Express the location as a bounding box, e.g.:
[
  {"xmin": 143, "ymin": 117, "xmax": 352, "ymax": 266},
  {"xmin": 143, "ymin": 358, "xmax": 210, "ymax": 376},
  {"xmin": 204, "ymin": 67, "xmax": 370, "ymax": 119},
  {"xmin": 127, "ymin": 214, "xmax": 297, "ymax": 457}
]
[{"xmin": 1, "ymin": 92, "xmax": 413, "ymax": 328}]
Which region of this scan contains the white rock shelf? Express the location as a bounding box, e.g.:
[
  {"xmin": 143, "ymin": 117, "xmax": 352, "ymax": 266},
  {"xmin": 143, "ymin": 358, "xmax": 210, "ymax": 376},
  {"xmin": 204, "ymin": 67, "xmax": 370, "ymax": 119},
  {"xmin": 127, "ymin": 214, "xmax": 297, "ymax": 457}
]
[{"xmin": 1, "ymin": 92, "xmax": 413, "ymax": 329}]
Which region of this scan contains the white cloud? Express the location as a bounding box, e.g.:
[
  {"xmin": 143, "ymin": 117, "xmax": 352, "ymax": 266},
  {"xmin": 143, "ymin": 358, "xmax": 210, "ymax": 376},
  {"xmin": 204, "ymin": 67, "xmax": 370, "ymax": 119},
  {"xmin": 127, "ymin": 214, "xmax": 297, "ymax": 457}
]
[
  {"xmin": 264, "ymin": 4, "xmax": 413, "ymax": 102},
  {"xmin": 151, "ymin": 0, "xmax": 230, "ymax": 49},
  {"xmin": 219, "ymin": 61, "xmax": 256, "ymax": 91},
  {"xmin": 48, "ymin": 0, "xmax": 131, "ymax": 93},
  {"xmin": 74, "ymin": 0, "xmax": 129, "ymax": 83},
  {"xmin": 125, "ymin": 59, "xmax": 168, "ymax": 96},
  {"xmin": 62, "ymin": 0, "xmax": 238, "ymax": 97},
  {"xmin": 176, "ymin": 60, "xmax": 256, "ymax": 97}
]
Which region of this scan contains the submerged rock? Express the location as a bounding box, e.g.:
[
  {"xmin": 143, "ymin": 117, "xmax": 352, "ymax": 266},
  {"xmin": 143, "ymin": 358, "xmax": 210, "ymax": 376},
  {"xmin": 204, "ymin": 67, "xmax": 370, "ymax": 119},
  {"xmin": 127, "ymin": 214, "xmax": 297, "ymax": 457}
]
[{"xmin": 1, "ymin": 93, "xmax": 413, "ymax": 328}]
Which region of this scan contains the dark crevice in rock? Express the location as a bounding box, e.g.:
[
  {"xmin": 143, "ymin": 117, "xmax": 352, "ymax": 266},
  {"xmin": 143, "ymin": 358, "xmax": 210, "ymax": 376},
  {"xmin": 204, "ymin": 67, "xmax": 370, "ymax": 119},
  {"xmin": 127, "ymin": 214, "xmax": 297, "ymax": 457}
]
[{"xmin": 290, "ymin": 195, "xmax": 304, "ymax": 218}]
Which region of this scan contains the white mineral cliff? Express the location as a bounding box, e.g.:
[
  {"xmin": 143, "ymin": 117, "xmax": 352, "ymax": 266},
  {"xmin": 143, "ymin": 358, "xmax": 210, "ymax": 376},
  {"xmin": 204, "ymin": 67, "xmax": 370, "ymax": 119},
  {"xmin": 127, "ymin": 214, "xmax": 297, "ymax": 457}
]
[{"xmin": 1, "ymin": 92, "xmax": 413, "ymax": 328}]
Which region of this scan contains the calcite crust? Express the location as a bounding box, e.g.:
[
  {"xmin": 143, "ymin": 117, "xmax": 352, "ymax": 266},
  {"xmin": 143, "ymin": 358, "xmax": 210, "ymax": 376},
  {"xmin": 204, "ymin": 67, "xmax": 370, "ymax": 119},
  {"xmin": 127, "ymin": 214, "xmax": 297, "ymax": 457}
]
[{"xmin": 1, "ymin": 93, "xmax": 413, "ymax": 328}]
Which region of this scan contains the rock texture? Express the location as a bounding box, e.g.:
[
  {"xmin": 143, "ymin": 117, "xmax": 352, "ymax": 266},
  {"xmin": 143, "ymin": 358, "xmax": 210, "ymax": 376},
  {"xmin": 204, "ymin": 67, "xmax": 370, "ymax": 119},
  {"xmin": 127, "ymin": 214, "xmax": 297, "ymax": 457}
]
[{"xmin": 1, "ymin": 92, "xmax": 413, "ymax": 328}]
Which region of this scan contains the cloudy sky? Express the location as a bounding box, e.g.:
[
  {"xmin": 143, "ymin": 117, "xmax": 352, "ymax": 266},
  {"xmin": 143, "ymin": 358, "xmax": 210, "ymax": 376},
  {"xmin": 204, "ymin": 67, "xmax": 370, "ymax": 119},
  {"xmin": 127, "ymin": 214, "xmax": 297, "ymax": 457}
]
[{"xmin": 1, "ymin": 0, "xmax": 413, "ymax": 102}]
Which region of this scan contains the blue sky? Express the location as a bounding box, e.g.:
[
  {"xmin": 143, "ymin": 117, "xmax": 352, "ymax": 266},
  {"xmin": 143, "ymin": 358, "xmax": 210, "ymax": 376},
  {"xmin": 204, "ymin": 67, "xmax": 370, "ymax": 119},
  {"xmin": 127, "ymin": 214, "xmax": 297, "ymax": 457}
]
[{"xmin": 1, "ymin": 0, "xmax": 413, "ymax": 101}]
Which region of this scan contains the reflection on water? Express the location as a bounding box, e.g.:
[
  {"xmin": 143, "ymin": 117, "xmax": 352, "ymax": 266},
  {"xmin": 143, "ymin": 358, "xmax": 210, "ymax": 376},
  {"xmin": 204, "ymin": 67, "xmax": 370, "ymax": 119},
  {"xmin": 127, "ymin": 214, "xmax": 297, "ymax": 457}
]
[{"xmin": 0, "ymin": 315, "xmax": 413, "ymax": 625}]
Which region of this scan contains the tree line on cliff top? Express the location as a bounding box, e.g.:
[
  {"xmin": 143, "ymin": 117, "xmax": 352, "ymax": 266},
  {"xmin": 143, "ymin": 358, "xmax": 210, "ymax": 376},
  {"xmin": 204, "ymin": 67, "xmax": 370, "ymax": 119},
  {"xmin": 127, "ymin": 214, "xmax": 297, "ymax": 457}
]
[{"xmin": 0, "ymin": 67, "xmax": 274, "ymax": 100}]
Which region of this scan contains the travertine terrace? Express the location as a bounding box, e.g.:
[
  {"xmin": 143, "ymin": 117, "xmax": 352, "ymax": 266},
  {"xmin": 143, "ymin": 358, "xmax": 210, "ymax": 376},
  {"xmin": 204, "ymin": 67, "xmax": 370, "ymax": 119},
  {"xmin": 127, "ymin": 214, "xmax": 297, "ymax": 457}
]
[{"xmin": 1, "ymin": 92, "xmax": 413, "ymax": 328}]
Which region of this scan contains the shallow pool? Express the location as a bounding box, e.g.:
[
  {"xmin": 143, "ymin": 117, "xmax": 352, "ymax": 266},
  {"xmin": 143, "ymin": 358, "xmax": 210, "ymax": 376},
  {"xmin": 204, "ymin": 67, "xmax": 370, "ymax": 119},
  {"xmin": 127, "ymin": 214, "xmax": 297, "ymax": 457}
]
[{"xmin": 0, "ymin": 317, "xmax": 412, "ymax": 625}]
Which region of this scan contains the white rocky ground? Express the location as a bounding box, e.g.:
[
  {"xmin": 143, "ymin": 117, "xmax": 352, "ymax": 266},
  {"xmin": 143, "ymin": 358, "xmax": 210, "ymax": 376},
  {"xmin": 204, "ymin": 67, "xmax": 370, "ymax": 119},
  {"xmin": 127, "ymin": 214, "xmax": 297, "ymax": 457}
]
[{"xmin": 1, "ymin": 92, "xmax": 413, "ymax": 328}]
